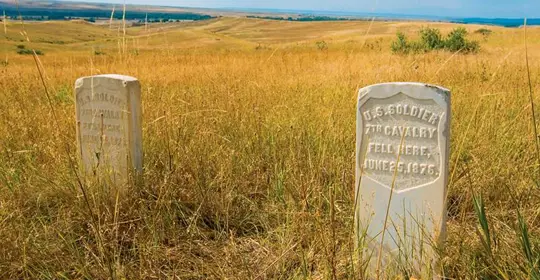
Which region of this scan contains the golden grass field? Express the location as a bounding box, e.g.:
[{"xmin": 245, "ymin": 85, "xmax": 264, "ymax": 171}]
[{"xmin": 1, "ymin": 16, "xmax": 540, "ymax": 279}]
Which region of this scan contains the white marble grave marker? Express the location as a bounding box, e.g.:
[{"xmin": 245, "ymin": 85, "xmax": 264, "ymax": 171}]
[
  {"xmin": 75, "ymin": 74, "xmax": 142, "ymax": 184},
  {"xmin": 355, "ymin": 82, "xmax": 450, "ymax": 276}
]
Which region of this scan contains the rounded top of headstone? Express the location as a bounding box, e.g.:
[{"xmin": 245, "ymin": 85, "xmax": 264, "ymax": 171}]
[
  {"xmin": 358, "ymin": 82, "xmax": 450, "ymax": 103},
  {"xmin": 361, "ymin": 82, "xmax": 449, "ymax": 92},
  {"xmin": 75, "ymin": 74, "xmax": 139, "ymax": 90},
  {"xmin": 77, "ymin": 74, "xmax": 138, "ymax": 82}
]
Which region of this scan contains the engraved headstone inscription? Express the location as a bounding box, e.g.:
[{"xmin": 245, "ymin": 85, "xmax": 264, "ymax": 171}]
[
  {"xmin": 355, "ymin": 83, "xmax": 450, "ymax": 276},
  {"xmin": 75, "ymin": 74, "xmax": 142, "ymax": 185}
]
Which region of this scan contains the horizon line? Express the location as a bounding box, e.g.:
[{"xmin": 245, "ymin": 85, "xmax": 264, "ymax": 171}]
[{"xmin": 47, "ymin": 0, "xmax": 539, "ymax": 20}]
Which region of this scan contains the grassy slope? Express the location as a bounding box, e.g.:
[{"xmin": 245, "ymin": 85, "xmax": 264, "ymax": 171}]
[{"xmin": 1, "ymin": 17, "xmax": 540, "ymax": 279}]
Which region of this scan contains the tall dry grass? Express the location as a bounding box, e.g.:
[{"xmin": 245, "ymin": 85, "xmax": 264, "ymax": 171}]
[{"xmin": 0, "ymin": 18, "xmax": 539, "ymax": 278}]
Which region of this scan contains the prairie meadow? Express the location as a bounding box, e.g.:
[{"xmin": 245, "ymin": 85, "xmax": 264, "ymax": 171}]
[{"xmin": 1, "ymin": 17, "xmax": 540, "ymax": 279}]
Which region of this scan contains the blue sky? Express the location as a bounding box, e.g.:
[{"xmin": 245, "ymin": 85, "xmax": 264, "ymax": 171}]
[{"xmin": 65, "ymin": 0, "xmax": 540, "ymax": 18}]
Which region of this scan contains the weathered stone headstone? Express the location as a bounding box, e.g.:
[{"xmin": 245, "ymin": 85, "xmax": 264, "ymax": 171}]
[
  {"xmin": 355, "ymin": 82, "xmax": 450, "ymax": 276},
  {"xmin": 75, "ymin": 74, "xmax": 142, "ymax": 185}
]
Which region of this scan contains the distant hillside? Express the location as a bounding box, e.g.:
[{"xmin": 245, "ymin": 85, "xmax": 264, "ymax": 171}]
[
  {"xmin": 241, "ymin": 9, "xmax": 540, "ymax": 27},
  {"xmin": 0, "ymin": 0, "xmax": 214, "ymax": 22},
  {"xmin": 1, "ymin": 0, "xmax": 539, "ymax": 27}
]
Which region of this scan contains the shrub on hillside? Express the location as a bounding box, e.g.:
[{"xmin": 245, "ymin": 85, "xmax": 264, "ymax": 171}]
[
  {"xmin": 390, "ymin": 32, "xmax": 410, "ymax": 54},
  {"xmin": 391, "ymin": 27, "xmax": 479, "ymax": 54},
  {"xmin": 475, "ymin": 28, "xmax": 493, "ymax": 41},
  {"xmin": 420, "ymin": 27, "xmax": 445, "ymax": 50},
  {"xmin": 316, "ymin": 40, "xmax": 328, "ymax": 51},
  {"xmin": 16, "ymin": 45, "xmax": 44, "ymax": 55},
  {"xmin": 475, "ymin": 28, "xmax": 493, "ymax": 36},
  {"xmin": 445, "ymin": 27, "xmax": 479, "ymax": 53}
]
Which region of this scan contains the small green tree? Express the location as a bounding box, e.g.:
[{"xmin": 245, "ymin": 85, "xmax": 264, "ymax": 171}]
[
  {"xmin": 419, "ymin": 27, "xmax": 444, "ymax": 50},
  {"xmin": 445, "ymin": 27, "xmax": 479, "ymax": 53},
  {"xmin": 391, "ymin": 32, "xmax": 410, "ymax": 54}
]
